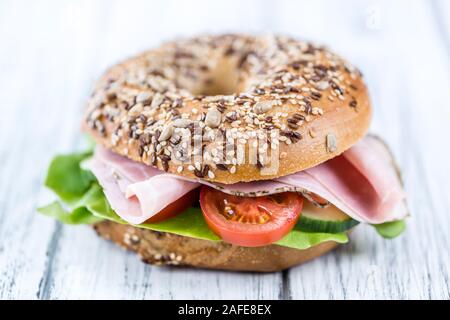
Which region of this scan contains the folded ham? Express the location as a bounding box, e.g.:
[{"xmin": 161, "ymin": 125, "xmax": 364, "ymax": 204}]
[
  {"xmin": 89, "ymin": 135, "xmax": 408, "ymax": 225},
  {"xmin": 90, "ymin": 147, "xmax": 200, "ymax": 224}
]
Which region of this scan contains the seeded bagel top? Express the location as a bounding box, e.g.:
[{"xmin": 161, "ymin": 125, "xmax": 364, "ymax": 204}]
[{"xmin": 83, "ymin": 34, "xmax": 371, "ymax": 184}]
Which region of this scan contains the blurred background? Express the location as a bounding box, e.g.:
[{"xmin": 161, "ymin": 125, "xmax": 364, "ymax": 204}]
[{"xmin": 0, "ymin": 0, "xmax": 449, "ymax": 299}]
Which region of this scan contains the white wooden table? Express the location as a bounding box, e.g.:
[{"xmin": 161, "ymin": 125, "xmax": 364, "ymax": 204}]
[{"xmin": 1, "ymin": 0, "xmax": 449, "ymax": 300}]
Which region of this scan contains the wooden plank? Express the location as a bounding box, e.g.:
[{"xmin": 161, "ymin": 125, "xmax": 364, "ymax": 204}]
[
  {"xmin": 0, "ymin": 0, "xmax": 449, "ymax": 300},
  {"xmin": 44, "ymin": 226, "xmax": 282, "ymax": 299},
  {"xmin": 432, "ymin": 0, "xmax": 450, "ymax": 47},
  {"xmin": 279, "ymin": 0, "xmax": 450, "ymax": 299},
  {"xmin": 39, "ymin": 0, "xmax": 283, "ymax": 300},
  {"xmin": 0, "ymin": 0, "xmax": 54, "ymax": 299},
  {"xmin": 0, "ymin": 0, "xmax": 92, "ymax": 299}
]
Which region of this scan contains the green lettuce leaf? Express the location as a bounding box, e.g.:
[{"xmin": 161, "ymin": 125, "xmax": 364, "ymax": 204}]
[
  {"xmin": 88, "ymin": 199, "xmax": 348, "ymax": 249},
  {"xmin": 373, "ymin": 220, "xmax": 406, "ymax": 239},
  {"xmin": 44, "ymin": 152, "xmax": 96, "ymax": 204},
  {"xmin": 38, "ymin": 201, "xmax": 103, "ymax": 224},
  {"xmin": 276, "ymin": 227, "xmax": 348, "ymax": 249},
  {"xmin": 39, "ymin": 150, "xmax": 349, "ymax": 250},
  {"xmin": 88, "ymin": 196, "xmax": 221, "ymax": 241}
]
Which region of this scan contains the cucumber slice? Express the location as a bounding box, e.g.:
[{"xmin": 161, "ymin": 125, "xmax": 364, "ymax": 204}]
[{"xmin": 296, "ymin": 201, "xmax": 359, "ymax": 233}]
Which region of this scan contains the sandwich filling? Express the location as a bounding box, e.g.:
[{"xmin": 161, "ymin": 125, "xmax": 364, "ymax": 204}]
[
  {"xmin": 39, "ymin": 135, "xmax": 408, "ymax": 249},
  {"xmin": 90, "ymin": 135, "xmax": 407, "ymax": 226}
]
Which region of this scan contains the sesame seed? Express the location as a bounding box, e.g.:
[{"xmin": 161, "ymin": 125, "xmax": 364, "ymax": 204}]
[{"xmin": 154, "ymin": 253, "xmax": 162, "ymax": 260}]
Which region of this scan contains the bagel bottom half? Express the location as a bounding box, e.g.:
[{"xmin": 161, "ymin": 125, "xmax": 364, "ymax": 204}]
[{"xmin": 93, "ymin": 221, "xmax": 348, "ymax": 272}]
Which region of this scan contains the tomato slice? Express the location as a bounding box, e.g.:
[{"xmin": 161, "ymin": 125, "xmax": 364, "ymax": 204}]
[
  {"xmin": 144, "ymin": 188, "xmax": 199, "ymax": 223},
  {"xmin": 199, "ymin": 186, "xmax": 303, "ymax": 247}
]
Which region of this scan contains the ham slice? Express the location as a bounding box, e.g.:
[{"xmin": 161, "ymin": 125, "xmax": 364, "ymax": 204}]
[
  {"xmin": 90, "ymin": 147, "xmax": 200, "ymax": 224},
  {"xmin": 90, "ymin": 135, "xmax": 408, "ymax": 225}
]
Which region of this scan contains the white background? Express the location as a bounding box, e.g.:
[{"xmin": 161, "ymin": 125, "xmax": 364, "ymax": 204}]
[{"xmin": 0, "ymin": 0, "xmax": 449, "ymax": 299}]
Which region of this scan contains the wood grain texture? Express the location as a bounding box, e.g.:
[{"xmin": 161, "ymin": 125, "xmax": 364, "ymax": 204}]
[{"xmin": 0, "ymin": 0, "xmax": 448, "ymax": 299}]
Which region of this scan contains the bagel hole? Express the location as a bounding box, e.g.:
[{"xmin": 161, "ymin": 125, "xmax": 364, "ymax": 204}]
[{"xmin": 193, "ymin": 58, "xmax": 241, "ymax": 96}]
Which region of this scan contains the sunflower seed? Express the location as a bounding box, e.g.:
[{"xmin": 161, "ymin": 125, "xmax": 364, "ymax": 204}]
[
  {"xmin": 150, "ymin": 93, "xmax": 164, "ymax": 109},
  {"xmin": 315, "ymin": 81, "xmax": 329, "ymax": 91},
  {"xmin": 205, "ymin": 108, "xmax": 221, "ymax": 128},
  {"xmin": 172, "ymin": 118, "xmax": 192, "ymax": 128},
  {"xmin": 253, "ymin": 101, "xmax": 273, "ymax": 114},
  {"xmin": 326, "ymin": 133, "xmax": 337, "ymax": 152},
  {"xmin": 136, "ymin": 92, "xmax": 152, "ymax": 104},
  {"xmin": 158, "ymin": 124, "xmax": 173, "ymax": 141}
]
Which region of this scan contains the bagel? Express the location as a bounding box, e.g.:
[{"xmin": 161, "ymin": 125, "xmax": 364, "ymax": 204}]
[
  {"xmin": 93, "ymin": 220, "xmax": 344, "ymax": 272},
  {"xmin": 83, "ymin": 34, "xmax": 371, "ymax": 184}
]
